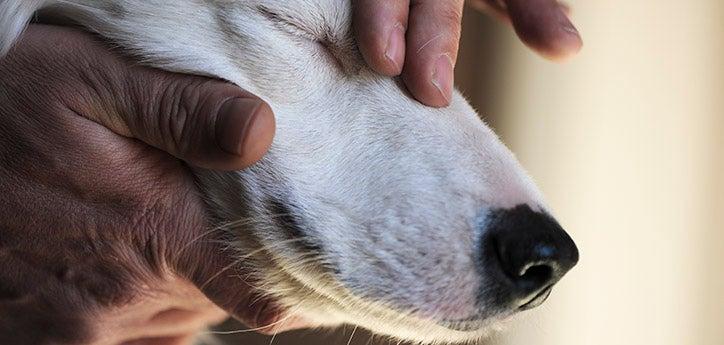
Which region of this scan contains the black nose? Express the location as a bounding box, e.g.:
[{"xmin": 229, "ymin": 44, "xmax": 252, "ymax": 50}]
[{"xmin": 482, "ymin": 205, "xmax": 579, "ymax": 310}]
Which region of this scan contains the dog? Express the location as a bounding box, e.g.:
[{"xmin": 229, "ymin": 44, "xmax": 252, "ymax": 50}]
[{"xmin": 0, "ymin": 1, "xmax": 578, "ymax": 343}]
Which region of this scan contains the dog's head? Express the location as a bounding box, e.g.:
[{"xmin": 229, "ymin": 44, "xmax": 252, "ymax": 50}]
[{"xmin": 3, "ymin": 0, "xmax": 578, "ymax": 342}]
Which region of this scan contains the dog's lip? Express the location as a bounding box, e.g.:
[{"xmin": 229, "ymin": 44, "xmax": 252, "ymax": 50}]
[
  {"xmin": 518, "ymin": 285, "xmax": 553, "ymax": 310},
  {"xmin": 225, "ymin": 290, "xmax": 313, "ymax": 334},
  {"xmin": 254, "ymin": 312, "xmax": 313, "ymax": 335},
  {"xmin": 246, "ymin": 299, "xmax": 315, "ymax": 334}
]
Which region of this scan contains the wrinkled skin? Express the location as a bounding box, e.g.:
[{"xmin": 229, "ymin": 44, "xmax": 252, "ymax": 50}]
[
  {"xmin": 0, "ymin": 26, "xmax": 284, "ymax": 344},
  {"xmin": 0, "ymin": 1, "xmax": 579, "ymax": 344},
  {"xmin": 355, "ymin": 0, "xmax": 581, "ymax": 107}
]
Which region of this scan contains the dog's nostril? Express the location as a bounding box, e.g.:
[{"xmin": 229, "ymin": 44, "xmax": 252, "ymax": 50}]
[
  {"xmin": 482, "ymin": 205, "xmax": 579, "ymax": 308},
  {"xmin": 495, "ymin": 243, "xmax": 562, "ymax": 293},
  {"xmin": 518, "ymin": 264, "xmax": 554, "ymax": 289}
]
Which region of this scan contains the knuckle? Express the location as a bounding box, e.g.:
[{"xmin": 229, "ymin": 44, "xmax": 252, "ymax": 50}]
[
  {"xmin": 153, "ymin": 76, "xmax": 222, "ymax": 158},
  {"xmin": 0, "ymin": 283, "xmax": 94, "ymax": 344},
  {"xmin": 0, "ymin": 240, "xmax": 146, "ymax": 345},
  {"xmin": 0, "ymin": 258, "xmax": 154, "ymax": 345},
  {"xmin": 156, "ymin": 78, "xmax": 192, "ymax": 155},
  {"xmin": 153, "ymin": 77, "xmax": 198, "ymax": 156}
]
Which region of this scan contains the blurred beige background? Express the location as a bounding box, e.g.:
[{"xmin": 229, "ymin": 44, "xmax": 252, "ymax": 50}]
[
  {"xmin": 215, "ymin": 0, "xmax": 724, "ymax": 344},
  {"xmin": 459, "ymin": 0, "xmax": 724, "ymax": 344}
]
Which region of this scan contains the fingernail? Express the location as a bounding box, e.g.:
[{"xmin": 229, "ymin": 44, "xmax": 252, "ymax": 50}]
[
  {"xmin": 556, "ymin": 13, "xmax": 583, "ymax": 57},
  {"xmin": 432, "ymin": 54, "xmax": 453, "ymax": 105},
  {"xmin": 216, "ymin": 98, "xmax": 263, "ymax": 156},
  {"xmin": 559, "ymin": 15, "xmax": 580, "ymax": 38},
  {"xmin": 384, "ymin": 23, "xmax": 405, "ymax": 73}
]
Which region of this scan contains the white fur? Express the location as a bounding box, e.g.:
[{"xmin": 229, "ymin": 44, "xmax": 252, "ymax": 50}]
[{"xmin": 0, "ymin": 1, "xmax": 550, "ymax": 343}]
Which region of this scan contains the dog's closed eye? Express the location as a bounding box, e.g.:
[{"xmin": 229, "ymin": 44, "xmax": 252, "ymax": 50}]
[
  {"xmin": 256, "ymin": 4, "xmax": 345, "ymax": 71},
  {"xmin": 257, "ymin": 5, "xmax": 317, "ymax": 41}
]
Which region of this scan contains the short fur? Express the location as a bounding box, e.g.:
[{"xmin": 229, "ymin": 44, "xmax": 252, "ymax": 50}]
[{"xmin": 0, "ymin": 1, "xmax": 556, "ymax": 343}]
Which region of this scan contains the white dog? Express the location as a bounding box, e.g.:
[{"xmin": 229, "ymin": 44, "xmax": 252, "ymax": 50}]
[{"xmin": 0, "ymin": 1, "xmax": 578, "ymax": 343}]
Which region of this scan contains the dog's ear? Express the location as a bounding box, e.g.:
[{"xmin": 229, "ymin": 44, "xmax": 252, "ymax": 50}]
[{"xmin": 0, "ymin": 0, "xmax": 51, "ymax": 56}]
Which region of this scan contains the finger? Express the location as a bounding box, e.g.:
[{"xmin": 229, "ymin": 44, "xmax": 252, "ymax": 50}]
[
  {"xmin": 118, "ymin": 70, "xmax": 276, "ymax": 170},
  {"xmin": 503, "ymin": 0, "xmax": 582, "ymax": 61},
  {"xmin": 121, "ymin": 335, "xmax": 197, "ymax": 345},
  {"xmin": 25, "ymin": 25, "xmax": 275, "ymax": 171},
  {"xmin": 558, "ymin": 1, "xmax": 572, "ymax": 16},
  {"xmin": 402, "ymin": 0, "xmax": 465, "ymax": 107},
  {"xmin": 353, "ymin": 0, "xmax": 410, "ymax": 76}
]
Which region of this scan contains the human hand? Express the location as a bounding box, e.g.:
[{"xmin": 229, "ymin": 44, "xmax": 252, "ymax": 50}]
[
  {"xmin": 353, "ymin": 0, "xmax": 582, "ymax": 107},
  {"xmin": 0, "ymin": 25, "xmax": 288, "ymax": 345}
]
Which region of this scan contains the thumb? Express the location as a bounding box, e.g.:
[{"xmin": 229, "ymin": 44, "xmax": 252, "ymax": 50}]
[
  {"xmin": 11, "ymin": 25, "xmax": 274, "ymax": 170},
  {"xmin": 114, "ymin": 69, "xmax": 276, "ymax": 170}
]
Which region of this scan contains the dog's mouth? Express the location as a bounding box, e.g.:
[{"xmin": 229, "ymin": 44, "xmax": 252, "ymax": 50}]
[
  {"xmin": 518, "ymin": 285, "xmax": 553, "ymax": 310},
  {"xmin": 249, "ymin": 298, "xmax": 316, "ymax": 334},
  {"xmin": 256, "ymin": 314, "xmax": 314, "ymax": 335}
]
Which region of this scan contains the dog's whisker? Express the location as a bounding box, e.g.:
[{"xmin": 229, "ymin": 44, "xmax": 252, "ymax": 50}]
[
  {"xmin": 345, "ymin": 325, "xmax": 358, "ymax": 345},
  {"xmin": 203, "ymin": 305, "xmax": 304, "ymax": 336}
]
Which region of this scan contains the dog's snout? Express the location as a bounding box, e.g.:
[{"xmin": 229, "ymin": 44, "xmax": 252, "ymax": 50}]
[{"xmin": 482, "ymin": 205, "xmax": 579, "ymax": 310}]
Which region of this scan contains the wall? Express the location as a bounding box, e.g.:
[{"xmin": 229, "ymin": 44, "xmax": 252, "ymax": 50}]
[{"xmin": 458, "ymin": 1, "xmax": 724, "ymax": 344}]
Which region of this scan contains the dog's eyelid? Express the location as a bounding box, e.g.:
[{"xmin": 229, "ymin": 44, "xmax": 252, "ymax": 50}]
[
  {"xmin": 257, "ymin": 5, "xmax": 319, "ymax": 43},
  {"xmin": 256, "ymin": 5, "xmax": 344, "ymax": 71}
]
